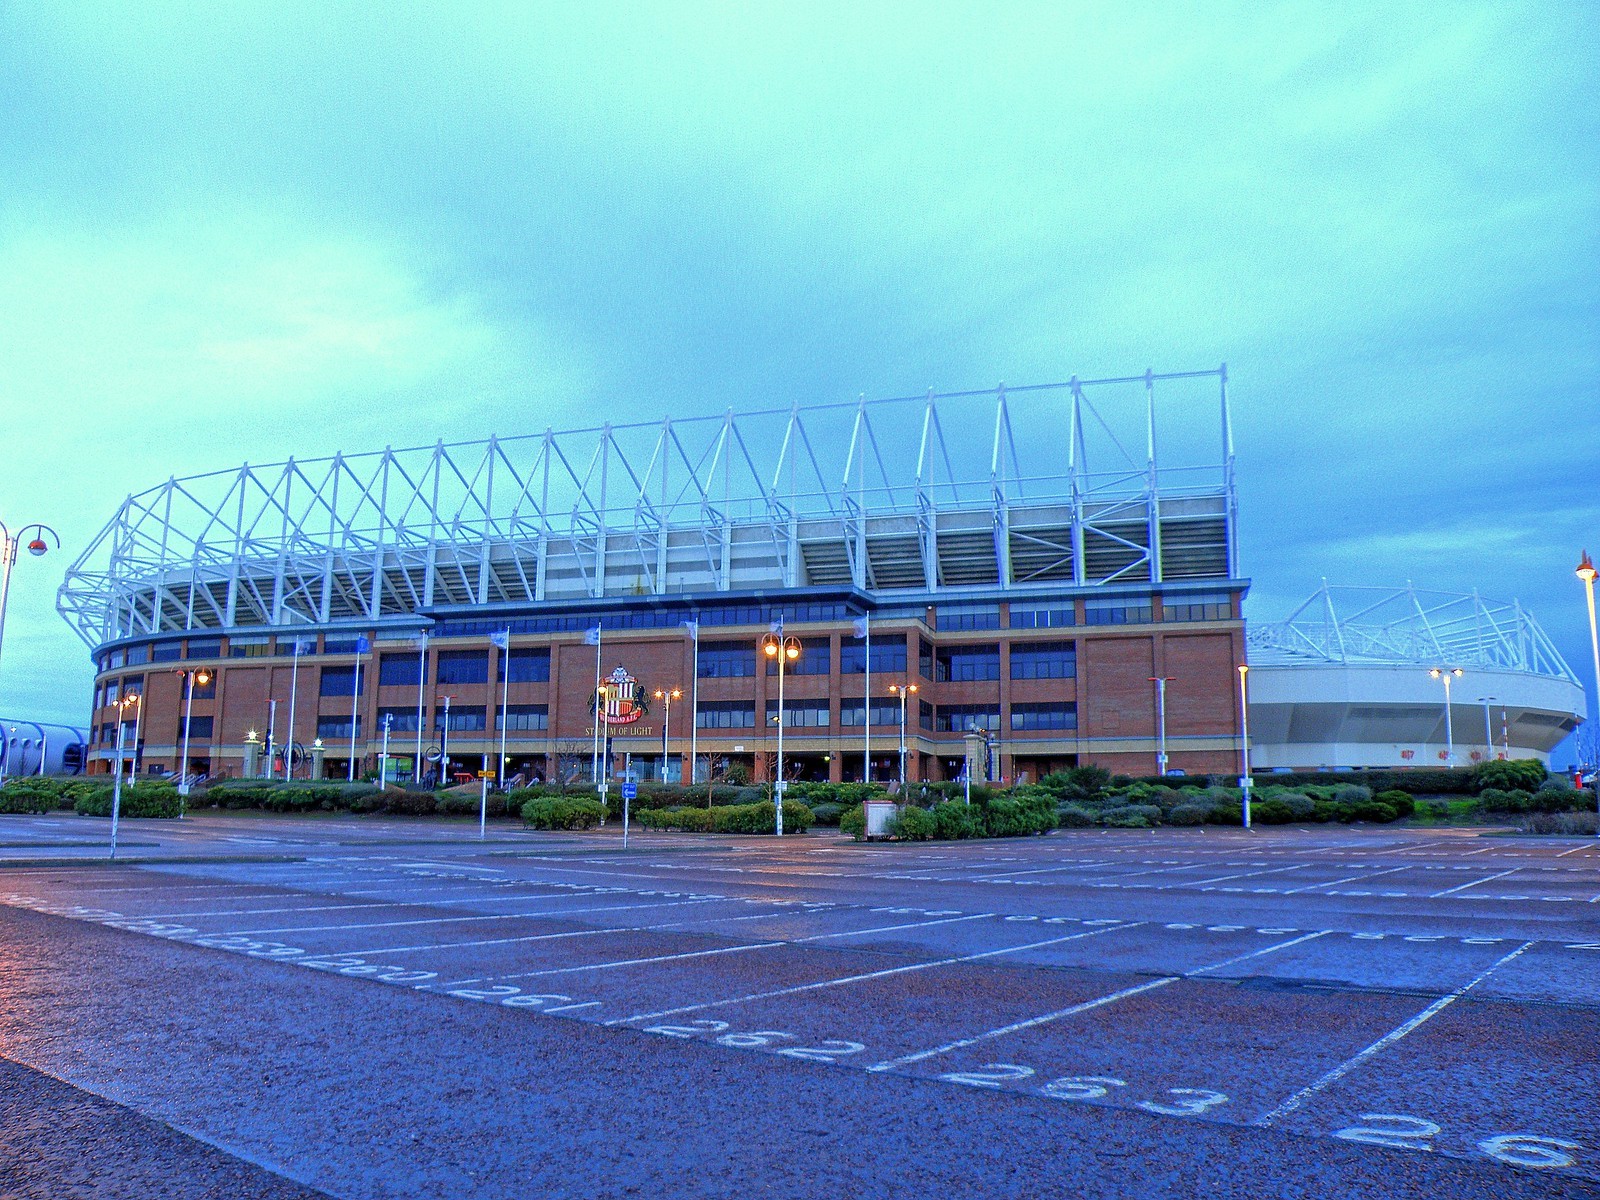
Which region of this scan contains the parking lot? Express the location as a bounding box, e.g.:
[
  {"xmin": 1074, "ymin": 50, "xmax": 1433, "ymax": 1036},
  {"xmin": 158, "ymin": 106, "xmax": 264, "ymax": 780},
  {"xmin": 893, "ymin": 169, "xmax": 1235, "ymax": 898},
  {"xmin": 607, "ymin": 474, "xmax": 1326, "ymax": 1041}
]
[{"xmin": 1, "ymin": 815, "xmax": 1596, "ymax": 1198}]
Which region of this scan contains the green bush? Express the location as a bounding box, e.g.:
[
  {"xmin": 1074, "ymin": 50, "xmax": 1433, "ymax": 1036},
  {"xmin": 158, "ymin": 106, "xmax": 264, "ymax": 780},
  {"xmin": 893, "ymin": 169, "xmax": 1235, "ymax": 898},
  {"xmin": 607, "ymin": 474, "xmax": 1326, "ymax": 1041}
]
[
  {"xmin": 888, "ymin": 806, "xmax": 938, "ymax": 841},
  {"xmin": 1374, "ymin": 789, "xmax": 1415, "ymax": 817},
  {"xmin": 1276, "ymin": 792, "xmax": 1317, "ymax": 819},
  {"xmin": 0, "ymin": 781, "xmax": 72, "ymax": 814},
  {"xmin": 840, "ymin": 803, "xmax": 866, "ymax": 839},
  {"xmin": 521, "ymin": 796, "xmax": 606, "ymax": 829},
  {"xmin": 1056, "ymin": 804, "xmax": 1097, "ymax": 828},
  {"xmin": 1332, "ymin": 784, "xmax": 1372, "ymax": 806},
  {"xmin": 1522, "ymin": 811, "xmax": 1599, "ymax": 835},
  {"xmin": 1345, "ymin": 798, "xmax": 1399, "ymax": 824},
  {"xmin": 1251, "ymin": 799, "xmax": 1295, "ymax": 824},
  {"xmin": 930, "ymin": 801, "xmax": 986, "ymax": 840},
  {"xmin": 635, "ymin": 806, "xmax": 715, "ymax": 832},
  {"xmin": 75, "ymin": 782, "xmax": 181, "ymax": 818},
  {"xmin": 1479, "ymin": 788, "xmax": 1532, "ymax": 814},
  {"xmin": 1039, "ymin": 766, "xmax": 1111, "ymax": 803},
  {"xmin": 1168, "ymin": 803, "xmax": 1209, "ymax": 826},
  {"xmin": 980, "ymin": 793, "xmax": 1057, "ymax": 838},
  {"xmin": 809, "ymin": 802, "xmax": 844, "ymax": 827},
  {"xmin": 710, "ymin": 800, "xmax": 814, "ymax": 834},
  {"xmin": 1473, "ymin": 758, "xmax": 1547, "ymax": 793},
  {"xmin": 1206, "ymin": 799, "xmax": 1244, "ymax": 825},
  {"xmin": 1099, "ymin": 803, "xmax": 1161, "ymax": 828}
]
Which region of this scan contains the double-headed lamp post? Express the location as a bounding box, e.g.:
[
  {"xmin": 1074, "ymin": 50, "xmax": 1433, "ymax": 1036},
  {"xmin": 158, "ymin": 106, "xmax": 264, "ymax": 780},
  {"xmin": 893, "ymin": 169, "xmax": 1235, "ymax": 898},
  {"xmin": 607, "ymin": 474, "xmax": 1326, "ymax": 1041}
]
[
  {"xmin": 1577, "ymin": 552, "xmax": 1599, "ymax": 837},
  {"xmin": 1149, "ymin": 676, "xmax": 1172, "ymax": 776},
  {"xmin": 176, "ymin": 668, "xmax": 212, "ymax": 810},
  {"xmin": 653, "ymin": 687, "xmax": 683, "ymax": 783},
  {"xmin": 1428, "ymin": 667, "xmax": 1464, "ymax": 764},
  {"xmin": 1476, "ymin": 695, "xmax": 1499, "ymax": 762},
  {"xmin": 1238, "ymin": 664, "xmax": 1253, "ymax": 829},
  {"xmin": 0, "ymin": 519, "xmax": 60, "ymax": 715},
  {"xmin": 109, "ymin": 691, "xmax": 140, "ymax": 860},
  {"xmin": 760, "ymin": 630, "xmax": 801, "ymax": 835},
  {"xmin": 889, "ymin": 683, "xmax": 918, "ymax": 789}
]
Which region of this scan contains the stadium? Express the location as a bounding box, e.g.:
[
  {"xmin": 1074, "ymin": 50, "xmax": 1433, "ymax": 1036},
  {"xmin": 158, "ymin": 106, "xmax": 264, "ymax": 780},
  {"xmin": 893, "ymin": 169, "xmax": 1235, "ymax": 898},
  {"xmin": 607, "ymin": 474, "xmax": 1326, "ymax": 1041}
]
[
  {"xmin": 57, "ymin": 369, "xmax": 1251, "ymax": 788},
  {"xmin": 1245, "ymin": 584, "xmax": 1586, "ymax": 770}
]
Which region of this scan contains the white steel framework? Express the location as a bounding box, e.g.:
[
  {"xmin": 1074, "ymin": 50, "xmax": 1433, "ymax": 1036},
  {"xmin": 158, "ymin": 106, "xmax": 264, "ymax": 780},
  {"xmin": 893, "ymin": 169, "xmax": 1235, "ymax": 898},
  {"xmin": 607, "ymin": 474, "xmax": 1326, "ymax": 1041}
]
[{"xmin": 59, "ymin": 369, "xmax": 1238, "ymax": 646}]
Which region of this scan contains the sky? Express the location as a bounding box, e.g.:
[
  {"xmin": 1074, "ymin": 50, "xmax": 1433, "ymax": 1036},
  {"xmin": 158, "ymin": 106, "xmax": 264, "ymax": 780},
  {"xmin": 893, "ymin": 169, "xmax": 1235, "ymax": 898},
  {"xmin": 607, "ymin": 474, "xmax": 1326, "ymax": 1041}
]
[{"xmin": 0, "ymin": 2, "xmax": 1596, "ymax": 756}]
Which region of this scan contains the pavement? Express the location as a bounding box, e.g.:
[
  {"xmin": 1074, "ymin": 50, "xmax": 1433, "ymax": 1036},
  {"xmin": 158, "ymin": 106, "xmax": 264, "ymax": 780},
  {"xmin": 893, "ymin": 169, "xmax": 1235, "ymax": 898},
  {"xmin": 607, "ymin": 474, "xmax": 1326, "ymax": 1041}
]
[{"xmin": 0, "ymin": 812, "xmax": 1596, "ymax": 1199}]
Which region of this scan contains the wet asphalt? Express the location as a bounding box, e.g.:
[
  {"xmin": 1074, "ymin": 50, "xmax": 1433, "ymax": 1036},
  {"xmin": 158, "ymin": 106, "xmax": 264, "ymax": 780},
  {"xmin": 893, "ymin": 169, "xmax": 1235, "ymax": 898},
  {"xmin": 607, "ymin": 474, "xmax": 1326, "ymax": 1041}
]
[{"xmin": 0, "ymin": 813, "xmax": 1596, "ymax": 1199}]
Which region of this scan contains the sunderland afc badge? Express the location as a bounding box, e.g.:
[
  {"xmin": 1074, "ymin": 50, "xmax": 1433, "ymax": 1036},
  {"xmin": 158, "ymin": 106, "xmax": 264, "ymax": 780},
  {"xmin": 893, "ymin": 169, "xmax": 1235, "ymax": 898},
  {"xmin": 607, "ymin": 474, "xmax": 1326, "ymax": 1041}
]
[{"xmin": 592, "ymin": 665, "xmax": 650, "ymax": 726}]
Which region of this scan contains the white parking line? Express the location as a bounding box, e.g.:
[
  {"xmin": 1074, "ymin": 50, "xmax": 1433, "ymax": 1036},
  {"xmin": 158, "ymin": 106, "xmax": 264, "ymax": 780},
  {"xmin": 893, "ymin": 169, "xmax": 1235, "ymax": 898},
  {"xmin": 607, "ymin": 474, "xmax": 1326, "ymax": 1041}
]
[
  {"xmin": 1278, "ymin": 866, "xmax": 1409, "ymax": 895},
  {"xmin": 1254, "ymin": 940, "xmax": 1535, "ymax": 1126},
  {"xmin": 1184, "ymin": 864, "xmax": 1308, "ymax": 888},
  {"xmin": 220, "ymin": 895, "xmax": 722, "ymax": 936},
  {"xmin": 1429, "ymin": 867, "xmax": 1522, "ymax": 898},
  {"xmin": 608, "ymin": 922, "xmax": 1139, "ymax": 1027}
]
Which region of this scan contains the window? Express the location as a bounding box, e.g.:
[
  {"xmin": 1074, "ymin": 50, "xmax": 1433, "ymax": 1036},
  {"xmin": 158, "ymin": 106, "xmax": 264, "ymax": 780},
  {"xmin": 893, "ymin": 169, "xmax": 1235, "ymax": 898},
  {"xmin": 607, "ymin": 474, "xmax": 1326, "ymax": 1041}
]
[
  {"xmin": 317, "ymin": 715, "xmax": 360, "ymax": 739},
  {"xmin": 230, "ymin": 636, "xmax": 272, "ymax": 658},
  {"xmin": 322, "ymin": 636, "xmax": 366, "ymax": 654},
  {"xmin": 765, "ymin": 700, "xmax": 830, "ymax": 728},
  {"xmin": 125, "ymin": 644, "xmax": 151, "ymax": 665},
  {"xmin": 935, "ymin": 644, "xmax": 1000, "ymax": 682},
  {"xmin": 936, "ymin": 604, "xmax": 1001, "ymax": 631},
  {"xmin": 839, "ymin": 640, "xmax": 907, "ymax": 675},
  {"xmin": 1011, "ymin": 702, "xmax": 1078, "ymax": 731},
  {"xmin": 1010, "ymin": 605, "xmax": 1076, "ymax": 629},
  {"xmin": 188, "ymin": 673, "xmax": 216, "ymax": 700},
  {"xmin": 766, "ymin": 642, "xmax": 829, "ymax": 676},
  {"xmin": 838, "ymin": 699, "xmax": 903, "ymax": 727},
  {"xmin": 919, "ymin": 699, "xmax": 934, "ymax": 731},
  {"xmin": 180, "ymin": 715, "xmax": 214, "ymax": 740},
  {"xmin": 1161, "ymin": 592, "xmax": 1233, "ymax": 622},
  {"xmin": 698, "ymin": 642, "xmax": 756, "ymax": 679},
  {"xmin": 918, "ymin": 637, "xmax": 935, "ymax": 680},
  {"xmin": 185, "ymin": 638, "xmax": 223, "ymax": 658},
  {"xmin": 696, "ymin": 701, "xmax": 755, "ymax": 729},
  {"xmin": 436, "ymin": 650, "xmax": 489, "ymax": 686},
  {"xmin": 121, "ymin": 674, "xmax": 145, "ymax": 700},
  {"xmin": 105, "ymin": 648, "xmax": 126, "ymax": 670},
  {"xmin": 104, "ymin": 679, "xmax": 119, "ymax": 705},
  {"xmin": 1010, "ymin": 641, "xmax": 1076, "ymax": 680},
  {"xmin": 152, "ymin": 642, "xmax": 182, "ymax": 662},
  {"xmin": 499, "ymin": 648, "xmax": 551, "ymax": 683},
  {"xmin": 435, "ymin": 706, "xmax": 487, "ymax": 732},
  {"xmin": 1084, "ymin": 597, "xmax": 1153, "ymax": 626},
  {"xmin": 376, "ymin": 707, "xmax": 421, "ymax": 733},
  {"xmin": 497, "ymin": 704, "xmax": 549, "ymax": 732},
  {"xmin": 936, "ymin": 704, "xmax": 1001, "ymax": 733},
  {"xmin": 379, "ymin": 654, "xmax": 426, "ymax": 687},
  {"xmin": 319, "ymin": 665, "xmax": 363, "ymax": 697}
]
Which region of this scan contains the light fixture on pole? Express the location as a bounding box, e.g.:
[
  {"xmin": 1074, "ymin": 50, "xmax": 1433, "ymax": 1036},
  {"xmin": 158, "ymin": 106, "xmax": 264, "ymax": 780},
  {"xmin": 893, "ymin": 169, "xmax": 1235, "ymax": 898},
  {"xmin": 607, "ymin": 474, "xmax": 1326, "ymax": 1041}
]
[
  {"xmin": 437, "ymin": 694, "xmax": 454, "ymax": 787},
  {"xmin": 1476, "ymin": 695, "xmax": 1499, "ymax": 762},
  {"xmin": 889, "ymin": 683, "xmax": 918, "ymax": 789},
  {"xmin": 0, "ymin": 520, "xmax": 60, "ymax": 712},
  {"xmin": 1577, "ymin": 551, "xmax": 1600, "ymax": 838},
  {"xmin": 379, "ymin": 712, "xmax": 393, "ymax": 790},
  {"xmin": 760, "ymin": 628, "xmax": 801, "ymax": 835},
  {"xmin": 1428, "ymin": 667, "xmax": 1464, "ymax": 764},
  {"xmin": 109, "ymin": 692, "xmax": 140, "ymax": 860},
  {"xmin": 176, "ymin": 668, "xmax": 212, "ymax": 813},
  {"xmin": 1237, "ymin": 664, "xmax": 1252, "ymax": 829},
  {"xmin": 653, "ymin": 686, "xmax": 683, "ymax": 783},
  {"xmin": 1149, "ymin": 676, "xmax": 1172, "ymax": 776}
]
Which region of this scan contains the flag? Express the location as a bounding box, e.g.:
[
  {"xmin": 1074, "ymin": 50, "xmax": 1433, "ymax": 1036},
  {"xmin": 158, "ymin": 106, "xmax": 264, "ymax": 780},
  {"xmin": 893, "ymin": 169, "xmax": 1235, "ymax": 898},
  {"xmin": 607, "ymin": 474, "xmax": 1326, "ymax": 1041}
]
[
  {"xmin": 681, "ymin": 618, "xmax": 699, "ymax": 638},
  {"xmin": 291, "ymin": 637, "xmax": 314, "ymax": 654},
  {"xmin": 852, "ymin": 616, "xmax": 869, "ymax": 639},
  {"xmin": 412, "ymin": 632, "xmax": 430, "ymax": 649},
  {"xmin": 583, "ymin": 624, "xmax": 602, "ymax": 645},
  {"xmin": 768, "ymin": 616, "xmax": 784, "ymax": 633},
  {"xmin": 355, "ymin": 635, "xmax": 371, "ymax": 654},
  {"xmin": 489, "ymin": 629, "xmax": 510, "ymax": 650}
]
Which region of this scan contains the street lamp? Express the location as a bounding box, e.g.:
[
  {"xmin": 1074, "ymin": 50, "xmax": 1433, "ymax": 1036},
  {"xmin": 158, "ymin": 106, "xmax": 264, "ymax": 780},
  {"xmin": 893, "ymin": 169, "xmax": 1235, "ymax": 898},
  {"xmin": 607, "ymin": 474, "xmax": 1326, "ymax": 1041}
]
[
  {"xmin": 0, "ymin": 519, "xmax": 60, "ymax": 732},
  {"xmin": 1149, "ymin": 676, "xmax": 1172, "ymax": 775},
  {"xmin": 1577, "ymin": 551, "xmax": 1599, "ymax": 837},
  {"xmin": 760, "ymin": 629, "xmax": 801, "ymax": 835},
  {"xmin": 1476, "ymin": 696, "xmax": 1499, "ymax": 762},
  {"xmin": 1238, "ymin": 665, "xmax": 1252, "ymax": 829},
  {"xmin": 653, "ymin": 686, "xmax": 683, "ymax": 783},
  {"xmin": 889, "ymin": 683, "xmax": 919, "ymax": 789},
  {"xmin": 109, "ymin": 692, "xmax": 140, "ymax": 860},
  {"xmin": 176, "ymin": 668, "xmax": 212, "ymax": 811},
  {"xmin": 437, "ymin": 694, "xmax": 454, "ymax": 787},
  {"xmin": 1428, "ymin": 667, "xmax": 1464, "ymax": 764}
]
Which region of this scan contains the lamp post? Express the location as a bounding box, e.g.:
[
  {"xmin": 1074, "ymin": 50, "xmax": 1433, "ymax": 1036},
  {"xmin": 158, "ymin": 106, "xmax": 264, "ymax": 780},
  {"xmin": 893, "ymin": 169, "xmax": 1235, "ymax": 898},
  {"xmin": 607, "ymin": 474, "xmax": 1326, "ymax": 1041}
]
[
  {"xmin": 379, "ymin": 712, "xmax": 393, "ymax": 790},
  {"xmin": 889, "ymin": 683, "xmax": 918, "ymax": 789},
  {"xmin": 0, "ymin": 519, "xmax": 60, "ymax": 701},
  {"xmin": 438, "ymin": 694, "xmax": 454, "ymax": 787},
  {"xmin": 1428, "ymin": 667, "xmax": 1464, "ymax": 764},
  {"xmin": 176, "ymin": 668, "xmax": 212, "ymax": 813},
  {"xmin": 109, "ymin": 692, "xmax": 140, "ymax": 860},
  {"xmin": 653, "ymin": 686, "xmax": 683, "ymax": 783},
  {"xmin": 1149, "ymin": 676, "xmax": 1172, "ymax": 775},
  {"xmin": 1577, "ymin": 551, "xmax": 1600, "ymax": 837},
  {"xmin": 760, "ymin": 628, "xmax": 801, "ymax": 835},
  {"xmin": 1238, "ymin": 664, "xmax": 1252, "ymax": 829},
  {"xmin": 1476, "ymin": 696, "xmax": 1499, "ymax": 762}
]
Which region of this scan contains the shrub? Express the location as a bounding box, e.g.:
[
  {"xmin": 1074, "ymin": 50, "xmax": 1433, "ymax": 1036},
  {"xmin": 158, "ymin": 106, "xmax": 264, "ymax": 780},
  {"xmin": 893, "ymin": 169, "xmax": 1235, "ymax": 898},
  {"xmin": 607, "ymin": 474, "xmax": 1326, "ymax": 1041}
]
[
  {"xmin": 1277, "ymin": 793, "xmax": 1317, "ymax": 820},
  {"xmin": 1522, "ymin": 811, "xmax": 1599, "ymax": 835},
  {"xmin": 888, "ymin": 806, "xmax": 938, "ymax": 841},
  {"xmin": 1251, "ymin": 799, "xmax": 1295, "ymax": 825},
  {"xmin": 1206, "ymin": 799, "xmax": 1244, "ymax": 825},
  {"xmin": 840, "ymin": 803, "xmax": 866, "ymax": 839},
  {"xmin": 521, "ymin": 796, "xmax": 606, "ymax": 830},
  {"xmin": 930, "ymin": 801, "xmax": 986, "ymax": 840},
  {"xmin": 981, "ymin": 794, "xmax": 1057, "ymax": 838},
  {"xmin": 1056, "ymin": 804, "xmax": 1097, "ymax": 828},
  {"xmin": 1039, "ymin": 766, "xmax": 1111, "ymax": 803},
  {"xmin": 75, "ymin": 782, "xmax": 181, "ymax": 818},
  {"xmin": 1473, "ymin": 758, "xmax": 1547, "ymax": 793},
  {"xmin": 1479, "ymin": 788, "xmax": 1532, "ymax": 814},
  {"xmin": 1345, "ymin": 798, "xmax": 1399, "ymax": 824},
  {"xmin": 0, "ymin": 781, "xmax": 70, "ymax": 814},
  {"xmin": 1099, "ymin": 804, "xmax": 1154, "ymax": 829},
  {"xmin": 809, "ymin": 802, "xmax": 845, "ymax": 827},
  {"xmin": 1415, "ymin": 798, "xmax": 1450, "ymax": 821},
  {"xmin": 1374, "ymin": 789, "xmax": 1415, "ymax": 817},
  {"xmin": 1332, "ymin": 784, "xmax": 1372, "ymax": 806},
  {"xmin": 1168, "ymin": 803, "xmax": 1209, "ymax": 826},
  {"xmin": 711, "ymin": 800, "xmax": 814, "ymax": 835},
  {"xmin": 635, "ymin": 806, "xmax": 715, "ymax": 832}
]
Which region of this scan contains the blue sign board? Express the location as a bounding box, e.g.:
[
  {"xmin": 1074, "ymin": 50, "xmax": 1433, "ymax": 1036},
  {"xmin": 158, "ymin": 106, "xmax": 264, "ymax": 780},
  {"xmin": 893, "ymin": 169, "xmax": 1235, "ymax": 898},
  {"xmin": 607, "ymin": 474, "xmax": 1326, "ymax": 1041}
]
[{"xmin": 621, "ymin": 781, "xmax": 637, "ymax": 801}]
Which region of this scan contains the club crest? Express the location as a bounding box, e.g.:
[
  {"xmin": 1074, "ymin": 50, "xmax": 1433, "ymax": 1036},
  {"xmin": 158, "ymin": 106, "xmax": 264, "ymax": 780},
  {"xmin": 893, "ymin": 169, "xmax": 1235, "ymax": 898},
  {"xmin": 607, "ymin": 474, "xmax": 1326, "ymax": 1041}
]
[{"xmin": 591, "ymin": 665, "xmax": 650, "ymax": 726}]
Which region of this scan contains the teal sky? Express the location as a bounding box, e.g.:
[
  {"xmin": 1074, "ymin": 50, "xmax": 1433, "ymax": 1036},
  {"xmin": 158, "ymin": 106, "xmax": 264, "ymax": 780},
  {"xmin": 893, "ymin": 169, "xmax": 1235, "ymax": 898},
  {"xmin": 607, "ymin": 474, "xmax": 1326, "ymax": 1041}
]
[{"xmin": 0, "ymin": 3, "xmax": 1596, "ymax": 743}]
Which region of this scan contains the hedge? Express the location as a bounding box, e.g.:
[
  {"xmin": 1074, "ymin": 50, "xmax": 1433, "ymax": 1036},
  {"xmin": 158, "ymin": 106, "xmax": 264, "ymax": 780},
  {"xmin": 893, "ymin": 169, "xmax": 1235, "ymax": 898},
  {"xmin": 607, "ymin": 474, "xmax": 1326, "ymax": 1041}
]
[
  {"xmin": 521, "ymin": 796, "xmax": 606, "ymax": 829},
  {"xmin": 74, "ymin": 782, "xmax": 182, "ymax": 819}
]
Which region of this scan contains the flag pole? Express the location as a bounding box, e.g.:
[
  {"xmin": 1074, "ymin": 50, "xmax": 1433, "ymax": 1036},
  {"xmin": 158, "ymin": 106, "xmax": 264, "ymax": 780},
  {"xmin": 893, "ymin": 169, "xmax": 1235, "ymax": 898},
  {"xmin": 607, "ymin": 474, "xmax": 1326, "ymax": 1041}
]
[
  {"xmin": 863, "ymin": 616, "xmax": 871, "ymax": 784},
  {"xmin": 591, "ymin": 624, "xmax": 603, "ymax": 790},
  {"xmin": 285, "ymin": 638, "xmax": 302, "ymax": 780},
  {"xmin": 414, "ymin": 632, "xmax": 427, "ymax": 786},
  {"xmin": 497, "ymin": 628, "xmax": 510, "ymax": 795}
]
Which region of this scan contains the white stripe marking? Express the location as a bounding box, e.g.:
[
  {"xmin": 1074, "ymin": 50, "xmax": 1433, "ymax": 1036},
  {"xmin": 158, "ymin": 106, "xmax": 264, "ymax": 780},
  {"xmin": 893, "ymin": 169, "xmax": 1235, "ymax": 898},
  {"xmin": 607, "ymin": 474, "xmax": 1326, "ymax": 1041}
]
[{"xmin": 1429, "ymin": 867, "xmax": 1521, "ymax": 898}]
